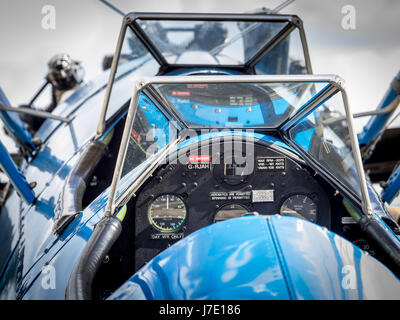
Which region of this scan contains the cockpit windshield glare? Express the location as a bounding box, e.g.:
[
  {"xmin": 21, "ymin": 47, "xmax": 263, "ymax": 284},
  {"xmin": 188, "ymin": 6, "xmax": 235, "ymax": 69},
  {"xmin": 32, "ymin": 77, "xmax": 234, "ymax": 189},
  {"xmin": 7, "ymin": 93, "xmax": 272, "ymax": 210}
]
[
  {"xmin": 136, "ymin": 19, "xmax": 289, "ymax": 66},
  {"xmin": 255, "ymin": 28, "xmax": 307, "ymax": 75},
  {"xmin": 98, "ymin": 14, "xmax": 312, "ymax": 138},
  {"xmin": 105, "ymin": 26, "xmax": 160, "ymax": 122},
  {"xmin": 289, "ymin": 91, "xmax": 362, "ymax": 198},
  {"xmin": 152, "ymin": 81, "xmax": 330, "ymax": 128}
]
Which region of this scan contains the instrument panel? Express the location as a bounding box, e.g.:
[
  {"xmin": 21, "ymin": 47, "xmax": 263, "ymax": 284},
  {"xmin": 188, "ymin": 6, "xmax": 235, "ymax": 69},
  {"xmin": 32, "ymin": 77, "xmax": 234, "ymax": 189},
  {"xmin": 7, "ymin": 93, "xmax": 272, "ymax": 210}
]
[{"xmin": 133, "ymin": 140, "xmax": 331, "ymax": 270}]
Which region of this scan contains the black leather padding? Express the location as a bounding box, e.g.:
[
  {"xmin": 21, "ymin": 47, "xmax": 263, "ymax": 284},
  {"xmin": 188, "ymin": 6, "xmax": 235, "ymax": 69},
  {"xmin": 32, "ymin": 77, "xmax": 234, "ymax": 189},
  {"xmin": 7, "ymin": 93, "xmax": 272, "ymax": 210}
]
[
  {"xmin": 54, "ymin": 140, "xmax": 108, "ymax": 234},
  {"xmin": 65, "ymin": 215, "xmax": 122, "ymax": 300},
  {"xmin": 359, "ymin": 215, "xmax": 400, "ymax": 276}
]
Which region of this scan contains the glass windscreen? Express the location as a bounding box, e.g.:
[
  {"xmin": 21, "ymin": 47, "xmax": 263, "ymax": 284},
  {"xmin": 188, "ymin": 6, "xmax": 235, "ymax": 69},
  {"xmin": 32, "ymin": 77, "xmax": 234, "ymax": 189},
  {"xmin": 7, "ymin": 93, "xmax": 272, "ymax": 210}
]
[
  {"xmin": 153, "ymin": 81, "xmax": 330, "ymax": 128},
  {"xmin": 288, "ymin": 91, "xmax": 361, "ymax": 197},
  {"xmin": 255, "ymin": 28, "xmax": 307, "ymax": 75},
  {"xmin": 136, "ymin": 19, "xmax": 289, "ymax": 65},
  {"xmin": 118, "ymin": 92, "xmax": 175, "ymax": 187},
  {"xmin": 105, "ymin": 26, "xmax": 160, "ymax": 121}
]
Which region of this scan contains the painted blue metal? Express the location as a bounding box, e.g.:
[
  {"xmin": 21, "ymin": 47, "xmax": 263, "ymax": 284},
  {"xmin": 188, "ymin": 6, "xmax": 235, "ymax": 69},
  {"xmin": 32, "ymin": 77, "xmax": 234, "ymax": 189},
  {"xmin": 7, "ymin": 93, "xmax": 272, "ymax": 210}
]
[
  {"xmin": 0, "ymin": 189, "xmax": 21, "ymax": 287},
  {"xmin": 20, "ymin": 207, "xmax": 103, "ymax": 300},
  {"xmin": 108, "ymin": 215, "xmax": 400, "ymax": 300},
  {"xmin": 0, "ymin": 87, "xmax": 36, "ymax": 153},
  {"xmin": 110, "ymin": 215, "xmax": 293, "ymax": 300},
  {"xmin": 358, "ymin": 71, "xmax": 400, "ymax": 147},
  {"xmin": 0, "ymin": 58, "xmax": 165, "ymax": 298},
  {"xmin": 382, "ymin": 165, "xmax": 400, "ymax": 204},
  {"xmin": 0, "ymin": 245, "xmax": 18, "ymax": 300},
  {"xmin": 0, "ymin": 141, "xmax": 35, "ymax": 204}
]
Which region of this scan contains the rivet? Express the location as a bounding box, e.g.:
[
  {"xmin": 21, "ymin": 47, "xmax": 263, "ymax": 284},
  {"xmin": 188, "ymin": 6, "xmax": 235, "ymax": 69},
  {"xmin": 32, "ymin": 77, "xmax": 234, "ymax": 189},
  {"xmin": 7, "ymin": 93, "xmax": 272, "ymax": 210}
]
[{"xmin": 103, "ymin": 255, "xmax": 110, "ymax": 264}]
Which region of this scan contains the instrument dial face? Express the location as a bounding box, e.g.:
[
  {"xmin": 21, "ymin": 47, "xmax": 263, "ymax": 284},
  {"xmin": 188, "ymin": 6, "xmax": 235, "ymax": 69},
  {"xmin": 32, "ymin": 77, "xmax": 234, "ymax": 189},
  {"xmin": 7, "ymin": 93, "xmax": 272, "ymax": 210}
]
[
  {"xmin": 148, "ymin": 194, "xmax": 186, "ymax": 232},
  {"xmin": 214, "ymin": 204, "xmax": 249, "ymax": 223},
  {"xmin": 212, "ymin": 152, "xmax": 254, "ymax": 188},
  {"xmin": 280, "ymin": 194, "xmax": 317, "ymax": 222}
]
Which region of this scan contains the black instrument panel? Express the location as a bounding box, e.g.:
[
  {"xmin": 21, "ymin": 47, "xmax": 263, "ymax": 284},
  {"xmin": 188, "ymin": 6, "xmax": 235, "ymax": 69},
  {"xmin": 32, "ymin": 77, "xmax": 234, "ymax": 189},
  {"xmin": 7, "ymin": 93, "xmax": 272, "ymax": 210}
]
[{"xmin": 133, "ymin": 140, "xmax": 331, "ymax": 270}]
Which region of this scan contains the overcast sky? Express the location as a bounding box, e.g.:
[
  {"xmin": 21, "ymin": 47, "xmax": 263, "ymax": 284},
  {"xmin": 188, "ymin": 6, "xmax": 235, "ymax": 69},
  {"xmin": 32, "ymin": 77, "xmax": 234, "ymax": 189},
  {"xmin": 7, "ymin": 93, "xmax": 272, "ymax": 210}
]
[{"xmin": 0, "ymin": 0, "xmax": 399, "ymax": 140}]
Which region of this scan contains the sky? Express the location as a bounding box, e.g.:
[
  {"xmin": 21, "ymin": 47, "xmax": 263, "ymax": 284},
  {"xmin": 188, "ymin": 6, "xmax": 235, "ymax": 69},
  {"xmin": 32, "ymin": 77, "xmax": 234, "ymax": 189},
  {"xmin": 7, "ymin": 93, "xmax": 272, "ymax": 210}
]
[{"xmin": 0, "ymin": 0, "xmax": 399, "ymax": 150}]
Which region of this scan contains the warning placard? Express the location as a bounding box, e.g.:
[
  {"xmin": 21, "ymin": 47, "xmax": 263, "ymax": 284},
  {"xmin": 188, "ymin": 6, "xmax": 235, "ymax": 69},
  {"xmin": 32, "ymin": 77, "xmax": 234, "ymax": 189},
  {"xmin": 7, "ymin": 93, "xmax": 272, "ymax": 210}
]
[
  {"xmin": 256, "ymin": 157, "xmax": 285, "ymax": 171},
  {"xmin": 210, "ymin": 191, "xmax": 251, "ymax": 201},
  {"xmin": 151, "ymin": 233, "xmax": 184, "ymax": 240}
]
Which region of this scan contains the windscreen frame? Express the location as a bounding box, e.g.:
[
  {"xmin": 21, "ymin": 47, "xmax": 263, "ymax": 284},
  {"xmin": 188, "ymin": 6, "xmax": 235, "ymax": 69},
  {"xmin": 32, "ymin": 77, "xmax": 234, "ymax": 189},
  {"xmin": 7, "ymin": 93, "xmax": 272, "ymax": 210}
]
[
  {"xmin": 103, "ymin": 74, "xmax": 372, "ymax": 218},
  {"xmin": 127, "ymin": 12, "xmax": 312, "ymax": 73},
  {"xmin": 96, "ymin": 12, "xmax": 313, "ymax": 139}
]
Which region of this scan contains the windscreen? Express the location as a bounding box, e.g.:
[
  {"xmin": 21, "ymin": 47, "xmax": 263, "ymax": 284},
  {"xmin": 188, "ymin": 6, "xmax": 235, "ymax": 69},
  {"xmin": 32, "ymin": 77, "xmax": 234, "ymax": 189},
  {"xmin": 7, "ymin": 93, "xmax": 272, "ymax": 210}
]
[
  {"xmin": 153, "ymin": 81, "xmax": 330, "ymax": 128},
  {"xmin": 255, "ymin": 28, "xmax": 308, "ymax": 75},
  {"xmin": 100, "ymin": 16, "xmax": 311, "ymax": 138},
  {"xmin": 136, "ymin": 19, "xmax": 289, "ymax": 65},
  {"xmin": 116, "ymin": 91, "xmax": 176, "ymax": 197},
  {"xmin": 105, "ymin": 26, "xmax": 160, "ymax": 122},
  {"xmin": 288, "ymin": 91, "xmax": 362, "ymax": 198}
]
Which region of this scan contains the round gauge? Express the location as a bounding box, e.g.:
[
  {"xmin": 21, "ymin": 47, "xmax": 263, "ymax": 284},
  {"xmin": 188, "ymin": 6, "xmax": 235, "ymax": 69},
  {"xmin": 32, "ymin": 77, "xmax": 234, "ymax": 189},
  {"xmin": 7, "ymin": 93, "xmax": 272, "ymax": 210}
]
[
  {"xmin": 214, "ymin": 204, "xmax": 249, "ymax": 223},
  {"xmin": 280, "ymin": 194, "xmax": 318, "ymax": 222},
  {"xmin": 148, "ymin": 194, "xmax": 186, "ymax": 232}
]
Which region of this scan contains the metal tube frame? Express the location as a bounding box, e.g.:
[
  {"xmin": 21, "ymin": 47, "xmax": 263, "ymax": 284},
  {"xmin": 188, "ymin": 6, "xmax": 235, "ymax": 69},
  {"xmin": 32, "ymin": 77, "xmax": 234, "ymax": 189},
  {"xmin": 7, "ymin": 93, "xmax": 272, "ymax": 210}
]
[
  {"xmin": 104, "ymin": 74, "xmax": 372, "ymax": 217},
  {"xmin": 95, "ymin": 12, "xmax": 314, "ymax": 140},
  {"xmin": 324, "ymin": 99, "xmax": 400, "ymax": 125},
  {"xmin": 298, "ymin": 20, "xmax": 313, "ymax": 74},
  {"xmin": 340, "ymin": 87, "xmax": 372, "ymax": 215},
  {"xmin": 104, "ymin": 80, "xmax": 141, "ymax": 215},
  {"xmin": 0, "ymin": 103, "xmax": 70, "ymax": 123},
  {"xmin": 95, "ymin": 20, "xmax": 128, "ymax": 139}
]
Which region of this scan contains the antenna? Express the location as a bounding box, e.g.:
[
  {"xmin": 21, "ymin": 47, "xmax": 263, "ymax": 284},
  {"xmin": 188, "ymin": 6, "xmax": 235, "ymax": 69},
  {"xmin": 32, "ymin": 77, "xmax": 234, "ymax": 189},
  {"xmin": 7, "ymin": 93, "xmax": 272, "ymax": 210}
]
[
  {"xmin": 270, "ymin": 0, "xmax": 296, "ymax": 13},
  {"xmin": 98, "ymin": 0, "xmax": 125, "ymax": 17}
]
